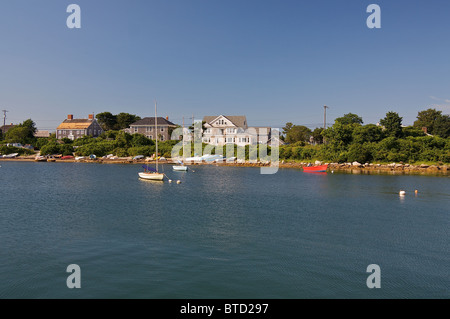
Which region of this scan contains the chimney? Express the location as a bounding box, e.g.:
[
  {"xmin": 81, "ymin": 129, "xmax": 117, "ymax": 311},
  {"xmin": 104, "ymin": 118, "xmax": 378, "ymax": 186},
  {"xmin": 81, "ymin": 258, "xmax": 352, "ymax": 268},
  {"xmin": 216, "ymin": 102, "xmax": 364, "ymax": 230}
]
[
  {"xmin": 89, "ymin": 114, "xmax": 94, "ymax": 120},
  {"xmin": 68, "ymin": 114, "xmax": 73, "ymax": 120},
  {"xmin": 166, "ymin": 116, "xmax": 169, "ymax": 120}
]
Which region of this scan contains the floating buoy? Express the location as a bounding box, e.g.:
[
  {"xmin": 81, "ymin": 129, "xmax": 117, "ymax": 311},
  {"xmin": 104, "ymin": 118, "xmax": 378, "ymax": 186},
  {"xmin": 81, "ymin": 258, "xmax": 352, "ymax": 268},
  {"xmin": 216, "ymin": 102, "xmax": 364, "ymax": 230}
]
[
  {"xmin": 415, "ymin": 190, "xmax": 418, "ymax": 194},
  {"xmin": 177, "ymin": 180, "xmax": 181, "ymax": 184},
  {"xmin": 331, "ymin": 170, "xmax": 334, "ymax": 174},
  {"xmin": 168, "ymin": 179, "xmax": 172, "ymax": 183},
  {"xmin": 399, "ymin": 190, "xmax": 406, "ymax": 196}
]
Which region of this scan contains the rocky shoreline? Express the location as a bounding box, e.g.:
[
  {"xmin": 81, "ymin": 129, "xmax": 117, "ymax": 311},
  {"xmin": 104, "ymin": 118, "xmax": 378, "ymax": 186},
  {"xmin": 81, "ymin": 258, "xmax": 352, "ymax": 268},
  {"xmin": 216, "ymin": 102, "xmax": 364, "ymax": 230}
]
[{"xmin": 1, "ymin": 156, "xmax": 448, "ymax": 175}]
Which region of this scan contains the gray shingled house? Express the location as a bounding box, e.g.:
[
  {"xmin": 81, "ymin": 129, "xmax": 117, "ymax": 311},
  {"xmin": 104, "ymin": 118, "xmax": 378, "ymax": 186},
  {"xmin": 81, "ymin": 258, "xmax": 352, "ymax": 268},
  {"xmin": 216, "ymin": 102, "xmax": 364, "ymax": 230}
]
[{"xmin": 129, "ymin": 117, "xmax": 177, "ymax": 141}]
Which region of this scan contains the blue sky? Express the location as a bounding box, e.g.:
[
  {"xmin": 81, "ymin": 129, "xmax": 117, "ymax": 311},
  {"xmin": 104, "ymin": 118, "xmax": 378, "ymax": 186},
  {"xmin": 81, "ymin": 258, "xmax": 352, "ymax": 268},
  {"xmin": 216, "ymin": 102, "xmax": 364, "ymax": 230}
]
[{"xmin": 1, "ymin": 0, "xmax": 449, "ymax": 130}]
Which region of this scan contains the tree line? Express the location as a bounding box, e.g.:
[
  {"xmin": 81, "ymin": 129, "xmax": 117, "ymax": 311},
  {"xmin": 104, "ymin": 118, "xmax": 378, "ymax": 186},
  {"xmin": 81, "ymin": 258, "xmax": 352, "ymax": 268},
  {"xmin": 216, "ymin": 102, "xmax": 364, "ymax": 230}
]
[{"xmin": 280, "ymin": 108, "xmax": 450, "ymax": 163}]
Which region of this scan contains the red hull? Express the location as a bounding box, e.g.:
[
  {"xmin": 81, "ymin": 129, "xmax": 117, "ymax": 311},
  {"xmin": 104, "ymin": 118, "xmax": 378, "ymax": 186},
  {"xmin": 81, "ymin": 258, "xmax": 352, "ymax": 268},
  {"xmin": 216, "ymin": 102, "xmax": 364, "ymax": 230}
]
[{"xmin": 302, "ymin": 164, "xmax": 328, "ymax": 172}]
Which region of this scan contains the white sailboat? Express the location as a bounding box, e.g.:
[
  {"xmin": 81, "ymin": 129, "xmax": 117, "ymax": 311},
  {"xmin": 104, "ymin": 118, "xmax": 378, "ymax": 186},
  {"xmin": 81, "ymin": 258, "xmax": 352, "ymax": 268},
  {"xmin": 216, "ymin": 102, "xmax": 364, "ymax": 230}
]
[{"xmin": 138, "ymin": 101, "xmax": 165, "ymax": 181}]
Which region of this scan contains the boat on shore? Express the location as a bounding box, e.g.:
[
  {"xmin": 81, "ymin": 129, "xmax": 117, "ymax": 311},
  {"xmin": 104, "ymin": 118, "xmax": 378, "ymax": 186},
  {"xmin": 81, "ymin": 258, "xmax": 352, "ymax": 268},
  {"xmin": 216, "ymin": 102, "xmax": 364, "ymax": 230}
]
[
  {"xmin": 35, "ymin": 155, "xmax": 47, "ymax": 162},
  {"xmin": 303, "ymin": 164, "xmax": 328, "ymax": 173},
  {"xmin": 2, "ymin": 153, "xmax": 19, "ymax": 158}
]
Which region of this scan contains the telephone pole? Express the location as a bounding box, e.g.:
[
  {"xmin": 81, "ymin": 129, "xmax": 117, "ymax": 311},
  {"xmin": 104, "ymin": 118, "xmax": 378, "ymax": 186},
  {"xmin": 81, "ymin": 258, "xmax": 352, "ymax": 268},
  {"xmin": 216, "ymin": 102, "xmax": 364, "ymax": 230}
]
[
  {"xmin": 323, "ymin": 105, "xmax": 329, "ymax": 129},
  {"xmin": 2, "ymin": 110, "xmax": 8, "ymax": 128}
]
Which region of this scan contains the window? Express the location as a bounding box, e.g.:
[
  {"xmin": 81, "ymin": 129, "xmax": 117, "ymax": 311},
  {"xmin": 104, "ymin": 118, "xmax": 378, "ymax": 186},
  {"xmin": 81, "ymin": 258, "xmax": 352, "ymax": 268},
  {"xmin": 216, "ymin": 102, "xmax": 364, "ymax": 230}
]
[
  {"xmin": 94, "ymin": 130, "xmax": 97, "ymax": 135},
  {"xmin": 146, "ymin": 127, "xmax": 152, "ymax": 132},
  {"xmin": 134, "ymin": 127, "xmax": 138, "ymax": 133},
  {"xmin": 58, "ymin": 130, "xmax": 61, "ymax": 135},
  {"xmin": 160, "ymin": 128, "xmax": 164, "ymax": 132},
  {"xmin": 205, "ymin": 128, "xmax": 211, "ymax": 134},
  {"xmin": 149, "ymin": 135, "xmax": 153, "ymax": 139}
]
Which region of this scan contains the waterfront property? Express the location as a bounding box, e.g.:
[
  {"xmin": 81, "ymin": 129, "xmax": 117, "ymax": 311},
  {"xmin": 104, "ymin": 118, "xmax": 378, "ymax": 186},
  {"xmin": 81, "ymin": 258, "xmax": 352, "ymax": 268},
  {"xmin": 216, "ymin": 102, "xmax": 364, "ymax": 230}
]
[
  {"xmin": 56, "ymin": 114, "xmax": 103, "ymax": 140},
  {"xmin": 129, "ymin": 117, "xmax": 177, "ymax": 141},
  {"xmin": 202, "ymin": 115, "xmax": 275, "ymax": 146}
]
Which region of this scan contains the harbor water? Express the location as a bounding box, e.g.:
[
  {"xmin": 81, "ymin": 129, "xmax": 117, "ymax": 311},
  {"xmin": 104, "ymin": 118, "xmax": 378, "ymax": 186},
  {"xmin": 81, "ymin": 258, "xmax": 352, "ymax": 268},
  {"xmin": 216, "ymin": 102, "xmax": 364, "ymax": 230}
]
[{"xmin": 0, "ymin": 162, "xmax": 448, "ymax": 298}]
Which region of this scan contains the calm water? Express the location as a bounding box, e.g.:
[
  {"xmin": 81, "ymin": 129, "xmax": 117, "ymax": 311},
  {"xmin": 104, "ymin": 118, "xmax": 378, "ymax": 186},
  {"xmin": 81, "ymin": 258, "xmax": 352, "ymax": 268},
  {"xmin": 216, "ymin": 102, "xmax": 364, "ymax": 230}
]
[{"xmin": 0, "ymin": 162, "xmax": 448, "ymax": 298}]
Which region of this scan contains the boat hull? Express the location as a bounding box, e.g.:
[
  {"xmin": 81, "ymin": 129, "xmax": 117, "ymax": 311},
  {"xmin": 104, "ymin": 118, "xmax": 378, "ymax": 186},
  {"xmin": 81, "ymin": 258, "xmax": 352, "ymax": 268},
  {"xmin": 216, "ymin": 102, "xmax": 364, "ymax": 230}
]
[
  {"xmin": 173, "ymin": 165, "xmax": 188, "ymax": 171},
  {"xmin": 138, "ymin": 172, "xmax": 164, "ymax": 181},
  {"xmin": 303, "ymin": 164, "xmax": 328, "ymax": 173}
]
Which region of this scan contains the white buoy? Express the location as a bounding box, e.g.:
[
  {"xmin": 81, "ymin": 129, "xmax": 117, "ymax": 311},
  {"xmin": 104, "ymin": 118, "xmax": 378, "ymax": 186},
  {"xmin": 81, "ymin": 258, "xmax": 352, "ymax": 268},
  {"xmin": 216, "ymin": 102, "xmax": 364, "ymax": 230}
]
[
  {"xmin": 168, "ymin": 179, "xmax": 172, "ymax": 183},
  {"xmin": 399, "ymin": 190, "xmax": 406, "ymax": 196},
  {"xmin": 177, "ymin": 180, "xmax": 181, "ymax": 184}
]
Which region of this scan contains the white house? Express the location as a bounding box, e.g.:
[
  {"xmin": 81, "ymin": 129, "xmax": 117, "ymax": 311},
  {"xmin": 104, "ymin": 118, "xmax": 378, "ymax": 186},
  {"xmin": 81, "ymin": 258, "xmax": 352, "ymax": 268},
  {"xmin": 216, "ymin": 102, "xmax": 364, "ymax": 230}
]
[{"xmin": 202, "ymin": 115, "xmax": 273, "ymax": 147}]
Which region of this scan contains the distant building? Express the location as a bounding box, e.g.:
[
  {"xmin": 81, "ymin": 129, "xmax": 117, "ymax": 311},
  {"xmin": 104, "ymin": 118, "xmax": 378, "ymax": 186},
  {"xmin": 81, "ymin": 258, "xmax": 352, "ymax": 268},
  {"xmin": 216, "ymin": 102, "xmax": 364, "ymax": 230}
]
[
  {"xmin": 1, "ymin": 124, "xmax": 16, "ymax": 135},
  {"xmin": 34, "ymin": 130, "xmax": 50, "ymax": 138},
  {"xmin": 202, "ymin": 115, "xmax": 274, "ymax": 147},
  {"xmin": 56, "ymin": 114, "xmax": 103, "ymax": 140},
  {"xmin": 129, "ymin": 117, "xmax": 177, "ymax": 141}
]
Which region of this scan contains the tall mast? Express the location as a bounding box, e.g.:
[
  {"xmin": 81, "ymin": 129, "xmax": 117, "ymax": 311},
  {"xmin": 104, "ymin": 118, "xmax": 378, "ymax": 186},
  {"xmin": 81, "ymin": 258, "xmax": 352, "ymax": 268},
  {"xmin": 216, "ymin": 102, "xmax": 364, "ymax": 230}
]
[{"xmin": 155, "ymin": 100, "xmax": 158, "ymax": 172}]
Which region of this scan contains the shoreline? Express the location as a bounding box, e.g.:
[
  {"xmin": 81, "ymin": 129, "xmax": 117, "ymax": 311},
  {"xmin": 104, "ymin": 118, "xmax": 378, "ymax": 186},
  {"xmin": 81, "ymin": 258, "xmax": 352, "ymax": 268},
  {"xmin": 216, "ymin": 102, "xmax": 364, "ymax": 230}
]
[{"xmin": 1, "ymin": 156, "xmax": 448, "ymax": 175}]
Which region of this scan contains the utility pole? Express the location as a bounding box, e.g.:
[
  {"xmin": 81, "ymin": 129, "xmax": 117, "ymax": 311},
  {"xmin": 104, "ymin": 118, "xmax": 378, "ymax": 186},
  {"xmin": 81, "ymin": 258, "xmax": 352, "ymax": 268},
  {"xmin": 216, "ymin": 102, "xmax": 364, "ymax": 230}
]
[
  {"xmin": 2, "ymin": 110, "xmax": 8, "ymax": 127},
  {"xmin": 323, "ymin": 105, "xmax": 329, "ymax": 129}
]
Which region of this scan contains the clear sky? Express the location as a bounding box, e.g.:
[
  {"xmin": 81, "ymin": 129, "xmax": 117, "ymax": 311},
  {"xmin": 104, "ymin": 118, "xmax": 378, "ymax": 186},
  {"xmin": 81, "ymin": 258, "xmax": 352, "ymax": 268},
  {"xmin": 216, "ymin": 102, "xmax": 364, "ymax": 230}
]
[{"xmin": 1, "ymin": 0, "xmax": 449, "ymax": 131}]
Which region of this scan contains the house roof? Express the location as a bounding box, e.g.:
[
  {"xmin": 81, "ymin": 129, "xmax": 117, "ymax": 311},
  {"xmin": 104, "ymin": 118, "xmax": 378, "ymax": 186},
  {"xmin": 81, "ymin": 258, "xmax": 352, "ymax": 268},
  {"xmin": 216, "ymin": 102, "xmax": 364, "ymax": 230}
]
[
  {"xmin": 57, "ymin": 119, "xmax": 95, "ymax": 130},
  {"xmin": 130, "ymin": 117, "xmax": 176, "ymax": 127},
  {"xmin": 1, "ymin": 124, "xmax": 15, "ymax": 133},
  {"xmin": 34, "ymin": 130, "xmax": 50, "ymax": 138},
  {"xmin": 203, "ymin": 115, "xmax": 247, "ymax": 128}
]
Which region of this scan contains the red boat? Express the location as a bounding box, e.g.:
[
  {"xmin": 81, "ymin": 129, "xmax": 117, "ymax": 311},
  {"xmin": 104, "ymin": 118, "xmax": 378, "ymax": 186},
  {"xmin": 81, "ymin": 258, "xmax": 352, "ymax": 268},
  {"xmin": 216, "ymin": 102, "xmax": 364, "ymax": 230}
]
[{"xmin": 302, "ymin": 164, "xmax": 328, "ymax": 173}]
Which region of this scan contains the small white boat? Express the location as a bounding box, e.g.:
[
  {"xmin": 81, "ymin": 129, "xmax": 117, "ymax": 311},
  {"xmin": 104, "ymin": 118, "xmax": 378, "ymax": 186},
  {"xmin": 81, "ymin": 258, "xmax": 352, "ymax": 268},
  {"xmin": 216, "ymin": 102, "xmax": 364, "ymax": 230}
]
[
  {"xmin": 75, "ymin": 156, "xmax": 85, "ymax": 161},
  {"xmin": 3, "ymin": 153, "xmax": 19, "ymax": 158},
  {"xmin": 35, "ymin": 155, "xmax": 47, "ymax": 162},
  {"xmin": 173, "ymin": 160, "xmax": 188, "ymax": 171},
  {"xmin": 138, "ymin": 171, "xmax": 165, "ymax": 181},
  {"xmin": 173, "ymin": 165, "xmax": 188, "ymax": 171}
]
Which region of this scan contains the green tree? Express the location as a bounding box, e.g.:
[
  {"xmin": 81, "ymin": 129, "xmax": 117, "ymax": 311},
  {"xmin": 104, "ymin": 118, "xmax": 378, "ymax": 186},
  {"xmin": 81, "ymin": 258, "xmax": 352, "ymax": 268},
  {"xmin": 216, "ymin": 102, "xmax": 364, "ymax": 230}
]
[
  {"xmin": 282, "ymin": 122, "xmax": 294, "ymax": 136},
  {"xmin": 96, "ymin": 112, "xmax": 117, "ymax": 131},
  {"xmin": 285, "ymin": 125, "xmax": 311, "ymax": 144},
  {"xmin": 322, "ymin": 122, "xmax": 355, "ymax": 147},
  {"xmin": 131, "ymin": 134, "xmax": 154, "ymax": 147},
  {"xmin": 5, "ymin": 119, "xmax": 37, "ymax": 145},
  {"xmin": 311, "ymin": 127, "xmax": 324, "ymax": 144},
  {"xmin": 116, "ymin": 113, "xmax": 141, "ymax": 130},
  {"xmin": 413, "ymin": 108, "xmax": 450, "ymax": 137},
  {"xmin": 433, "ymin": 113, "xmax": 450, "ymax": 138},
  {"xmin": 335, "ymin": 113, "xmax": 363, "ymax": 125},
  {"xmin": 402, "ymin": 126, "xmax": 426, "ymax": 137},
  {"xmin": 352, "ymin": 124, "xmax": 384, "ymax": 144},
  {"xmin": 380, "ymin": 111, "xmax": 403, "ymax": 138}
]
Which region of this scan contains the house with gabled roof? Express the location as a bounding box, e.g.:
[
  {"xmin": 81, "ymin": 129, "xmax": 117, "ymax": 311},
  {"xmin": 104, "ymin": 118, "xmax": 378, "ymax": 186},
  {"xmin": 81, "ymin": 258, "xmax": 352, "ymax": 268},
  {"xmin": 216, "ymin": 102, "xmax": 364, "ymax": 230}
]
[
  {"xmin": 129, "ymin": 116, "xmax": 177, "ymax": 141},
  {"xmin": 56, "ymin": 114, "xmax": 103, "ymax": 140},
  {"xmin": 202, "ymin": 115, "xmax": 273, "ymax": 147}
]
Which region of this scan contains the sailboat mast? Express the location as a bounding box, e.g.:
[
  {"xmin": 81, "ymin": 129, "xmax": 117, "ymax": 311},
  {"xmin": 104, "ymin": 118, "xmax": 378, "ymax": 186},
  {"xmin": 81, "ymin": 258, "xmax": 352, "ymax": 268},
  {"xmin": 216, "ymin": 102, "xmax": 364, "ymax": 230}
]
[{"xmin": 155, "ymin": 100, "xmax": 158, "ymax": 172}]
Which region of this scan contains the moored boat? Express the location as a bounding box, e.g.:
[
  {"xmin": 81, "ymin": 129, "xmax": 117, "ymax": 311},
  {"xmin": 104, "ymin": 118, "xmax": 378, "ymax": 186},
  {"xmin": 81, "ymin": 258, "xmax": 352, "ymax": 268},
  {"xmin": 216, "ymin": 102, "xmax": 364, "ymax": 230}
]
[
  {"xmin": 139, "ymin": 100, "xmax": 165, "ymax": 181},
  {"xmin": 302, "ymin": 164, "xmax": 328, "ymax": 173}
]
